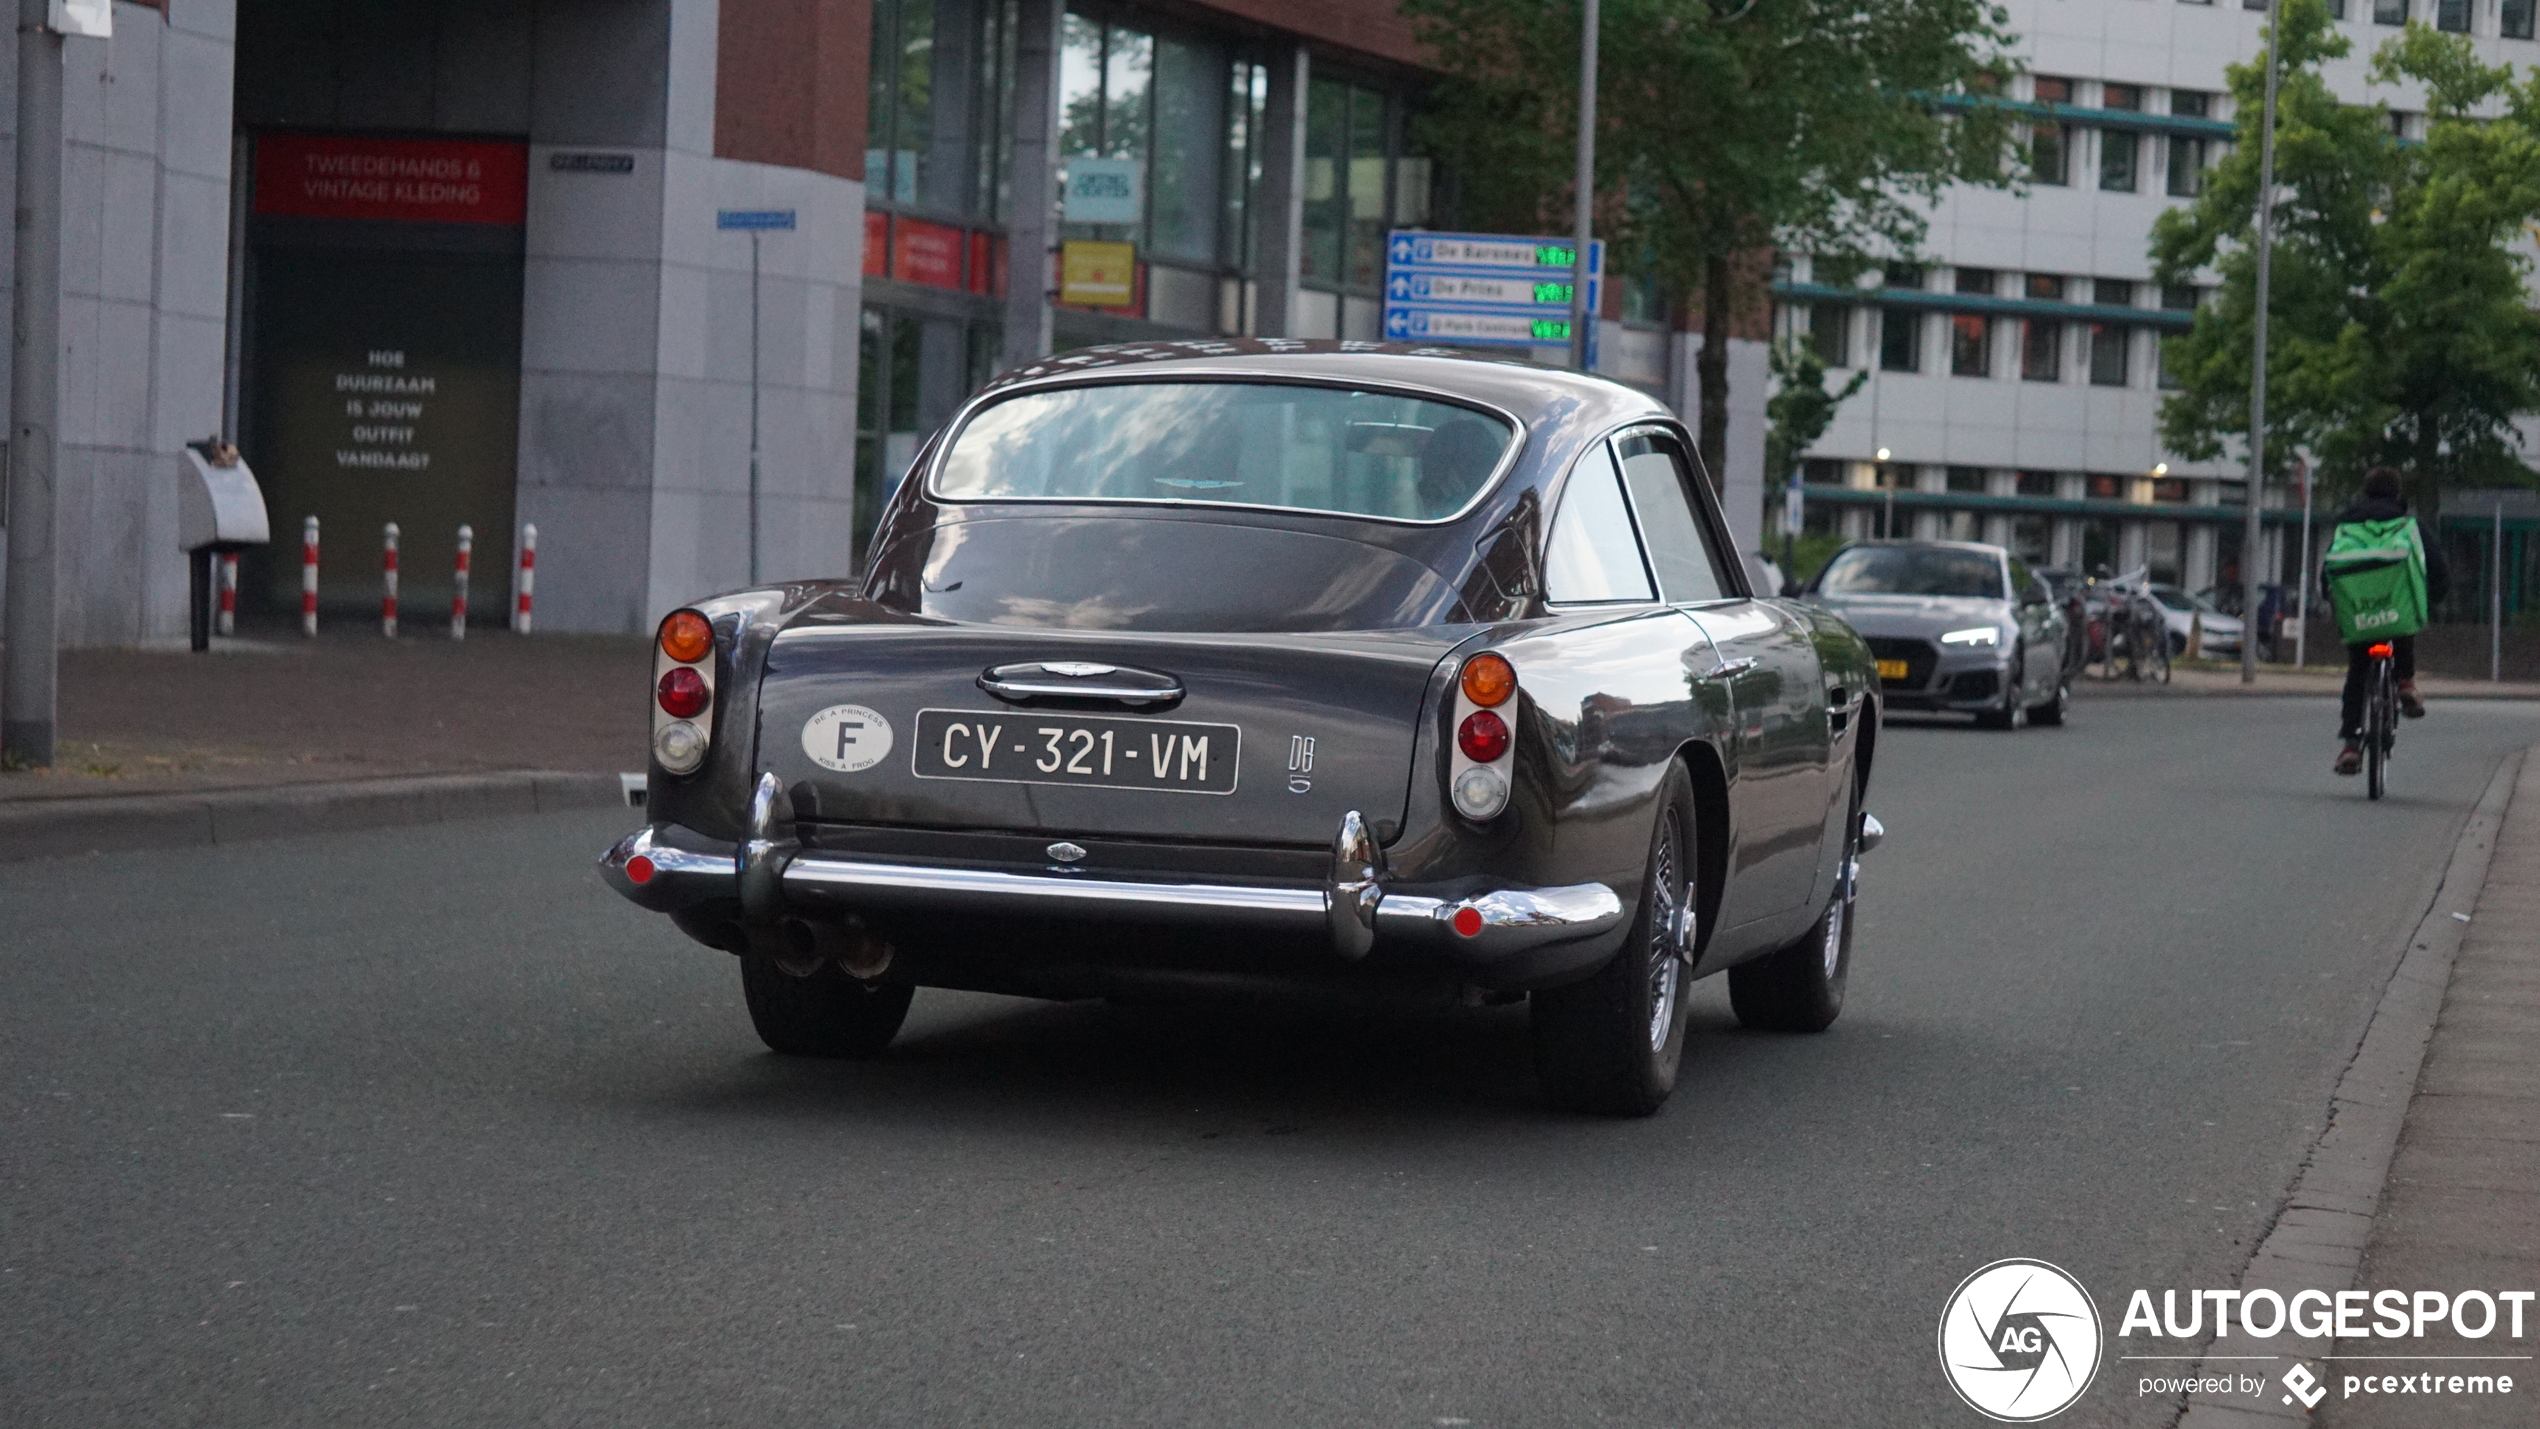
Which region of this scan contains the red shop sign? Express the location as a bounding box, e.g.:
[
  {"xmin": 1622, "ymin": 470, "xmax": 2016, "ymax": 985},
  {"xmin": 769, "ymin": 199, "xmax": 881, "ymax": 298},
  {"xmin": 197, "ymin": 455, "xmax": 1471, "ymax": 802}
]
[
  {"xmin": 863, "ymin": 211, "xmax": 889, "ymax": 277},
  {"xmin": 892, "ymin": 217, "xmax": 965, "ymax": 291},
  {"xmin": 255, "ymin": 134, "xmax": 528, "ymax": 225}
]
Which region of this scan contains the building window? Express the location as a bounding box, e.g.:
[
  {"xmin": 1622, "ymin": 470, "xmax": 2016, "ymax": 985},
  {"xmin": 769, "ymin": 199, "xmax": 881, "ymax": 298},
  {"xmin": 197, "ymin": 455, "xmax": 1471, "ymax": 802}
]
[
  {"xmin": 1952, "ymin": 315, "xmax": 1992, "ymax": 376},
  {"xmin": 2167, "ymin": 136, "xmax": 2207, "ymax": 196},
  {"xmin": 2095, "ymin": 278, "xmax": 2136, "ymax": 307},
  {"xmin": 2086, "ymin": 473, "xmax": 2123, "ymax": 499},
  {"xmin": 1946, "ymin": 465, "xmax": 1988, "ymax": 493},
  {"xmin": 2031, "ymin": 78, "xmax": 2073, "ymax": 186},
  {"xmin": 1810, "ymin": 305, "xmax": 1852, "ymax": 366},
  {"xmin": 1950, "ymin": 268, "xmax": 1994, "ymax": 378},
  {"xmin": 2507, "ymin": 0, "xmax": 2536, "ymax": 37},
  {"xmin": 1804, "ymin": 458, "xmax": 1844, "ymax": 485},
  {"xmin": 2090, "ymin": 324, "xmax": 2131, "ymax": 386},
  {"xmin": 1221, "ymin": 63, "xmax": 1267, "ymax": 272},
  {"xmin": 2153, "ymin": 478, "xmax": 2191, "ymax": 503},
  {"xmin": 2374, "ymin": 0, "xmax": 2406, "ymax": 23},
  {"xmin": 2102, "ymin": 83, "xmax": 2143, "ymax": 112},
  {"xmin": 1880, "ymin": 309, "xmax": 1923, "ymax": 372},
  {"xmin": 2100, "ymin": 130, "xmax": 2140, "ymax": 192},
  {"xmin": 2015, "ymin": 470, "xmax": 2058, "ymax": 496},
  {"xmin": 2436, "ymin": 0, "xmax": 2470, "ymax": 28},
  {"xmin": 2023, "ymin": 319, "xmax": 2064, "ymax": 381}
]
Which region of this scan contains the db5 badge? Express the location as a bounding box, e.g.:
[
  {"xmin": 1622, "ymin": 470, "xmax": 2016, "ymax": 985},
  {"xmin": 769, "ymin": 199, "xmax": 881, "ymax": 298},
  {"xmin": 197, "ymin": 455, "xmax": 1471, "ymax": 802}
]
[{"xmin": 1287, "ymin": 735, "xmax": 1315, "ymax": 793}]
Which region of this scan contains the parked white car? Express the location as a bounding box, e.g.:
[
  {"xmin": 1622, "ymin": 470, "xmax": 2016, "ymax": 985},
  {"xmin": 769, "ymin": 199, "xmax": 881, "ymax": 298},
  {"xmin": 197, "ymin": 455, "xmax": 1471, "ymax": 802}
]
[{"xmin": 2159, "ymin": 585, "xmax": 2243, "ymax": 657}]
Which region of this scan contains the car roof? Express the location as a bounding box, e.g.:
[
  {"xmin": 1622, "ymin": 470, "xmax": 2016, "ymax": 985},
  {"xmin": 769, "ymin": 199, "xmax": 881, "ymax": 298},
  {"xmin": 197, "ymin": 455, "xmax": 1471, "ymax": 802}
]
[{"xmin": 976, "ymin": 338, "xmax": 1675, "ymax": 433}]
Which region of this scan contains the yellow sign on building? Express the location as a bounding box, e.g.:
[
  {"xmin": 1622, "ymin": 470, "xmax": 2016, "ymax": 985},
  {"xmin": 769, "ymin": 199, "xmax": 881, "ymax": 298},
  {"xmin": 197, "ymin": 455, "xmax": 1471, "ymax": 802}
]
[{"xmin": 1060, "ymin": 241, "xmax": 1136, "ymax": 308}]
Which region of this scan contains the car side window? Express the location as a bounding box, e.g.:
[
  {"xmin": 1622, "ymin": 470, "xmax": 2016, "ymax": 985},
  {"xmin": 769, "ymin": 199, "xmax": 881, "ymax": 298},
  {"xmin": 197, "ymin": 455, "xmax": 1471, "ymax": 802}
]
[
  {"xmin": 1543, "ymin": 442, "xmax": 1656, "ymax": 603},
  {"xmin": 1613, "ymin": 432, "xmax": 1730, "ymax": 603},
  {"xmin": 2008, "ymin": 557, "xmax": 2032, "ymax": 599}
]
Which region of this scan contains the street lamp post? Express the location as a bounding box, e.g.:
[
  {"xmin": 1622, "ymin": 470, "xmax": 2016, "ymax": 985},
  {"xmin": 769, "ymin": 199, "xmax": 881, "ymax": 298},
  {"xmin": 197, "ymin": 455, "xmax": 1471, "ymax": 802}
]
[
  {"xmin": 2241, "ymin": 0, "xmax": 2286, "ymax": 684},
  {"xmin": 1878, "ymin": 446, "xmax": 1894, "ymax": 540},
  {"xmin": 1567, "ymin": 0, "xmax": 1599, "ymax": 372}
]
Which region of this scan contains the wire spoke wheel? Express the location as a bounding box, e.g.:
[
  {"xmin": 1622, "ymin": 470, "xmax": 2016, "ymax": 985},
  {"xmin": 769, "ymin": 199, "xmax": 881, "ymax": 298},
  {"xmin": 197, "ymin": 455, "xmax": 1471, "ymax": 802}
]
[{"xmin": 1645, "ymin": 822, "xmax": 1682, "ymax": 1052}]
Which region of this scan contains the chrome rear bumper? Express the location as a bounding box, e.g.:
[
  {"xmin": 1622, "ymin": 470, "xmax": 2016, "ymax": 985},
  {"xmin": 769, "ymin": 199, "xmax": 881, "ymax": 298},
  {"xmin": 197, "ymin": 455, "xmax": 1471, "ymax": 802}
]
[{"xmin": 599, "ymin": 781, "xmax": 1626, "ymax": 965}]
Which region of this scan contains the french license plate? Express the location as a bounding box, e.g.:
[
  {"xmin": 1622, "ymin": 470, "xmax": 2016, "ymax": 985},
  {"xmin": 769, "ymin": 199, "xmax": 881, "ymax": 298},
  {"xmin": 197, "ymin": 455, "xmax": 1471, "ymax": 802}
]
[
  {"xmin": 1876, "ymin": 659, "xmax": 1910, "ymax": 681},
  {"xmin": 912, "ymin": 709, "xmax": 1240, "ymax": 795}
]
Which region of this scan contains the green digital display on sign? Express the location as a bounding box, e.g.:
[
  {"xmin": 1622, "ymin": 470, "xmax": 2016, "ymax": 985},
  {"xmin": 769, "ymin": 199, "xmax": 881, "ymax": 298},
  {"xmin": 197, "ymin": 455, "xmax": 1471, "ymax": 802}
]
[
  {"xmin": 1532, "ymin": 281, "xmax": 1575, "ymax": 305},
  {"xmin": 1530, "ymin": 317, "xmax": 1573, "ymax": 341},
  {"xmin": 1535, "ymin": 244, "xmax": 1578, "ymax": 268}
]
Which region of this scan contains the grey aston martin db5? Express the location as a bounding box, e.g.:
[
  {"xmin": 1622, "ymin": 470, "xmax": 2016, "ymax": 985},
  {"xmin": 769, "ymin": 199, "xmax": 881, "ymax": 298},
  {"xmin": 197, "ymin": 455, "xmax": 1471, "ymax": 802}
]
[
  {"xmin": 1797, "ymin": 540, "xmax": 2073, "ymax": 728},
  {"xmin": 601, "ymin": 340, "xmax": 1885, "ymax": 1115}
]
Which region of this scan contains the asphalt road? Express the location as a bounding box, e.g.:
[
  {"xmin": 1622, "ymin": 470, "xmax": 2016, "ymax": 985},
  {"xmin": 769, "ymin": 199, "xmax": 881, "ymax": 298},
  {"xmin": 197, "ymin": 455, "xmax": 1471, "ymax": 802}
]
[{"xmin": 6, "ymin": 694, "xmax": 2536, "ymax": 1428}]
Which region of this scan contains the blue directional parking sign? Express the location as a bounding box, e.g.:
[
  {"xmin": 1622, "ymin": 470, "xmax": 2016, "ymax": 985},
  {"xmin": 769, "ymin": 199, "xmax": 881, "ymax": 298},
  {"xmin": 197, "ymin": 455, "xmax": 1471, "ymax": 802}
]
[{"xmin": 1383, "ymin": 230, "xmax": 1604, "ymax": 363}]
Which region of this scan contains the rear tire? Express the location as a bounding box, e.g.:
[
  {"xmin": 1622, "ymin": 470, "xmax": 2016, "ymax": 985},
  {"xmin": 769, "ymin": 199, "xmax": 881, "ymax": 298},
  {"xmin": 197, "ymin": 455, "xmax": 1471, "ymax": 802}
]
[
  {"xmin": 740, "ymin": 954, "xmax": 914, "ymax": 1057},
  {"xmin": 1729, "ymin": 798, "xmax": 1859, "ymax": 1033},
  {"xmin": 1531, "ymin": 765, "xmax": 1697, "ymax": 1117},
  {"xmin": 2366, "ymin": 664, "xmax": 2391, "ymax": 801}
]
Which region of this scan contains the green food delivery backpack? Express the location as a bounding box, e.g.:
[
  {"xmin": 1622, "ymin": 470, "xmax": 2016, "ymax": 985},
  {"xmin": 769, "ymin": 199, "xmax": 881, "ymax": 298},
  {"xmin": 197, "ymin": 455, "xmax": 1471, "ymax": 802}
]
[{"xmin": 2323, "ymin": 516, "xmax": 2429, "ymax": 644}]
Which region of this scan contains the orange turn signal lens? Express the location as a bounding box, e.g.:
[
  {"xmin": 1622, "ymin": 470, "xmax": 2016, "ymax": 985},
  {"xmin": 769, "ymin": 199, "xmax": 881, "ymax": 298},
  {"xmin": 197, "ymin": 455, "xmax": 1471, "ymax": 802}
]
[
  {"xmin": 659, "ymin": 609, "xmax": 714, "ymax": 664},
  {"xmin": 1461, "ymin": 652, "xmax": 1516, "ymax": 708}
]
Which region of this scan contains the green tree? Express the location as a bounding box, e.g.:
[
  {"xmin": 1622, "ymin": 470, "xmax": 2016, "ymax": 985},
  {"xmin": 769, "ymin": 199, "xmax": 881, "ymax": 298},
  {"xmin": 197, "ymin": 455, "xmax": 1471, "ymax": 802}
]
[
  {"xmin": 1404, "ymin": 0, "xmax": 2019, "ymax": 484},
  {"xmin": 2350, "ymin": 27, "xmax": 2540, "ymax": 507},
  {"xmin": 2152, "ymin": 0, "xmax": 2540, "ymax": 515},
  {"xmin": 1763, "ymin": 336, "xmax": 1867, "ymax": 567}
]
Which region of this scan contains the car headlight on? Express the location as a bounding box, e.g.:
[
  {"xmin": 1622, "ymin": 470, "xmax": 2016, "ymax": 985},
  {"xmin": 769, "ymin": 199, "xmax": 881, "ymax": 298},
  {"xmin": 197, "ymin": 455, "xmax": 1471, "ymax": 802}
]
[{"xmin": 1938, "ymin": 626, "xmax": 2001, "ymax": 647}]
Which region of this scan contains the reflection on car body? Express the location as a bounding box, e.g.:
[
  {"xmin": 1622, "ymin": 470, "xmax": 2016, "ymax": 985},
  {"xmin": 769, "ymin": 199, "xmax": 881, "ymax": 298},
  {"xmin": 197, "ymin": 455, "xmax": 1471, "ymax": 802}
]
[{"xmin": 599, "ymin": 340, "xmax": 1883, "ymax": 1115}]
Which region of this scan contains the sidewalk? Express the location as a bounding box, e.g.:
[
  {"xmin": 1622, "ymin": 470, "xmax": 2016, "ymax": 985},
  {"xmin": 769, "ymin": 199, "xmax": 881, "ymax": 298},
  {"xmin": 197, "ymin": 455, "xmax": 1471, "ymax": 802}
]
[
  {"xmin": 0, "ymin": 627, "xmax": 651, "ymax": 859},
  {"xmin": 2080, "ymin": 662, "xmax": 2540, "ymax": 700},
  {"xmin": 2317, "ymin": 751, "xmax": 2540, "ymax": 1427},
  {"xmin": 1, "ymin": 627, "xmax": 649, "ymax": 800}
]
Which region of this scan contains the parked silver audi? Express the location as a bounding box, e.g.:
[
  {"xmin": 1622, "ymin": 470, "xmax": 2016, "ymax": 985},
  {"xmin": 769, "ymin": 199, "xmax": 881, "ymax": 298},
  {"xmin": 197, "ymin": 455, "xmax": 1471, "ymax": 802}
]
[{"xmin": 1796, "ymin": 541, "xmax": 2072, "ymax": 729}]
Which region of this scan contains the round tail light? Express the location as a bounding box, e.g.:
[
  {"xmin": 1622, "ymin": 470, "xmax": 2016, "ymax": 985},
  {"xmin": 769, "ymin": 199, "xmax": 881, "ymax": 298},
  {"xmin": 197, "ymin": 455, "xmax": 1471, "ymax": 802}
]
[
  {"xmin": 625, "ymin": 855, "xmax": 657, "ymax": 885},
  {"xmin": 1457, "ymin": 709, "xmax": 1510, "ymax": 763},
  {"xmin": 657, "ymin": 667, "xmax": 710, "ymax": 718},
  {"xmin": 659, "ymin": 609, "xmax": 714, "ymax": 664},
  {"xmin": 1460, "ymin": 652, "xmax": 1516, "ymax": 707}
]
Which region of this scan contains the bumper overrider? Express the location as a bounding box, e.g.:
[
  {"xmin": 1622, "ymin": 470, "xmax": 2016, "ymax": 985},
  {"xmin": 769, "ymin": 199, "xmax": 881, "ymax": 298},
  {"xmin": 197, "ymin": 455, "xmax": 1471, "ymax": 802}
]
[{"xmin": 600, "ymin": 775, "xmax": 1627, "ymax": 967}]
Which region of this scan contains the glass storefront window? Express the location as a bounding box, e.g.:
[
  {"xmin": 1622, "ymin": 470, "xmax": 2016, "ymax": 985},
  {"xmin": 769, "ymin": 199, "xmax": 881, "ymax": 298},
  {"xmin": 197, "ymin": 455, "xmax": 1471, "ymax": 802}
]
[
  {"xmin": 1303, "ymin": 77, "xmax": 1349, "ymax": 282},
  {"xmin": 1300, "ymin": 78, "xmax": 1396, "ymax": 292},
  {"xmin": 1222, "ymin": 64, "xmax": 1265, "ymax": 270},
  {"xmin": 869, "ymin": 0, "xmax": 1018, "ymax": 220},
  {"xmin": 1347, "ymin": 88, "xmax": 1388, "ymax": 287},
  {"xmin": 1101, "ymin": 27, "xmax": 1152, "ymax": 159},
  {"xmin": 1150, "ymin": 36, "xmax": 1224, "ymax": 263}
]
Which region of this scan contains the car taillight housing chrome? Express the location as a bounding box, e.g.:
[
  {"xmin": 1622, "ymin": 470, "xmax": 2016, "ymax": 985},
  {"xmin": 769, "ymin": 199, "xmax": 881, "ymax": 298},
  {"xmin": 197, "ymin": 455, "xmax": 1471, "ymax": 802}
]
[
  {"xmin": 651, "ymin": 608, "xmax": 717, "ymax": 774},
  {"xmin": 1448, "ymin": 650, "xmax": 1517, "ymax": 820}
]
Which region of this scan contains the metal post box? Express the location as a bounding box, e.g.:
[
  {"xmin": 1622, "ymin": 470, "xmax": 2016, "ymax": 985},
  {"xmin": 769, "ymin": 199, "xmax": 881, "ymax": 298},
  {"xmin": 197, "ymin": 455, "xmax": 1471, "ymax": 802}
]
[{"xmin": 177, "ymin": 441, "xmax": 269, "ymax": 649}]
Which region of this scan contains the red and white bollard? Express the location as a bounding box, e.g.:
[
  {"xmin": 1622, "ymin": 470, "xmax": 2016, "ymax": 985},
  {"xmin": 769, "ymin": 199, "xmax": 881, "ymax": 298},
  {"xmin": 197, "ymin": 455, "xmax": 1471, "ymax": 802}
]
[
  {"xmin": 301, "ymin": 515, "xmax": 320, "ymax": 637},
  {"xmin": 382, "ymin": 522, "xmax": 400, "ymax": 638},
  {"xmin": 451, "ymin": 524, "xmax": 472, "ymax": 640},
  {"xmin": 513, "ymin": 522, "xmax": 536, "ymax": 634},
  {"xmin": 216, "ymin": 554, "xmax": 237, "ymax": 636}
]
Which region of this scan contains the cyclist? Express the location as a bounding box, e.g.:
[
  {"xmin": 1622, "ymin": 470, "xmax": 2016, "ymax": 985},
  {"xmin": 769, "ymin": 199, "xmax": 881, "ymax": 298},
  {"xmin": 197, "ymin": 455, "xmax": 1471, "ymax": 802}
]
[{"xmin": 2322, "ymin": 467, "xmax": 2449, "ymax": 776}]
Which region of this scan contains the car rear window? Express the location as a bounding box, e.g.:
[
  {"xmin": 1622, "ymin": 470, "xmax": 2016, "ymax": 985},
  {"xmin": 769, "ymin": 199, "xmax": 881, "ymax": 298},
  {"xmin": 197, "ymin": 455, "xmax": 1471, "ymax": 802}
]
[{"xmin": 933, "ymin": 381, "xmax": 1516, "ymax": 522}]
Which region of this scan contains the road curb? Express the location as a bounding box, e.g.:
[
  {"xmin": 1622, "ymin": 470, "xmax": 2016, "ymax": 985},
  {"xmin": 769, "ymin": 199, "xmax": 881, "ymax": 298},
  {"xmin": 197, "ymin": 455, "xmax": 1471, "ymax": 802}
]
[
  {"xmin": 2174, "ymin": 747, "xmax": 2526, "ymax": 1427},
  {"xmin": 0, "ymin": 770, "xmax": 629, "ymax": 864}
]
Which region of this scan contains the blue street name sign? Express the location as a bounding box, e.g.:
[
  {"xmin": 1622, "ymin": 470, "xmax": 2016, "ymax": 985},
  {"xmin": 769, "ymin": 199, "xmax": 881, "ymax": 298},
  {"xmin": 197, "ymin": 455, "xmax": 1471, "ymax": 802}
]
[
  {"xmin": 1384, "ymin": 229, "xmax": 1605, "ymax": 362},
  {"xmin": 717, "ymin": 209, "xmax": 798, "ymax": 231}
]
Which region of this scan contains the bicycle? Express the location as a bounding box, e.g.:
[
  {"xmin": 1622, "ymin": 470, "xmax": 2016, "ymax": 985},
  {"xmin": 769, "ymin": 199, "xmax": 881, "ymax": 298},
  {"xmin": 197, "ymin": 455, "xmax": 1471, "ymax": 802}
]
[{"xmin": 2360, "ymin": 640, "xmax": 2398, "ymax": 800}]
